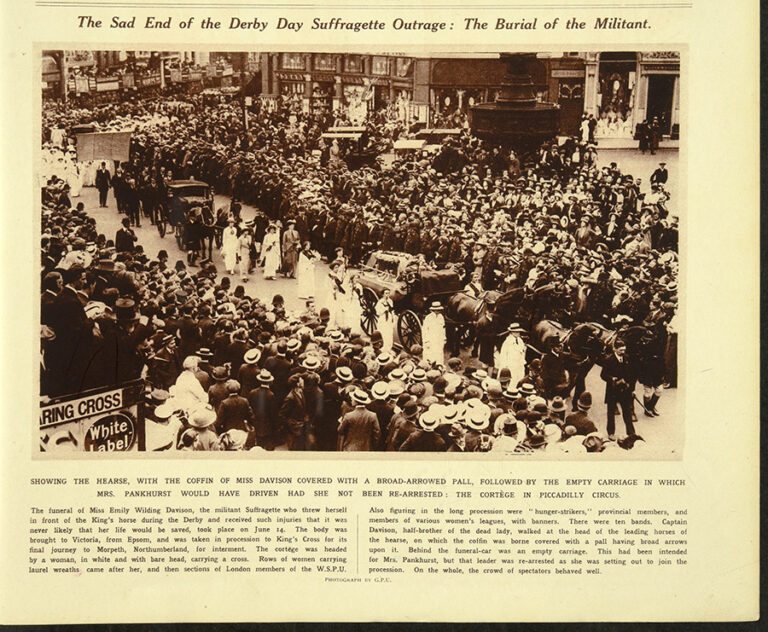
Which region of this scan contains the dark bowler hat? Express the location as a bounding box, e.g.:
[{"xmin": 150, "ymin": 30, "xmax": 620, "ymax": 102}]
[
  {"xmin": 211, "ymin": 366, "xmax": 228, "ymax": 381},
  {"xmin": 115, "ymin": 298, "xmax": 137, "ymax": 321}
]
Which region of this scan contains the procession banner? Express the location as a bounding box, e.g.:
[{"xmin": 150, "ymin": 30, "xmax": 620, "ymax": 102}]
[
  {"xmin": 0, "ymin": 0, "xmax": 760, "ymax": 625},
  {"xmin": 75, "ymin": 131, "xmax": 132, "ymax": 162}
]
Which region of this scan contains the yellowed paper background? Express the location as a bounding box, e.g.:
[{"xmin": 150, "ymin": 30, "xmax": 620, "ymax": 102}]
[{"xmin": 0, "ymin": 0, "xmax": 759, "ymax": 623}]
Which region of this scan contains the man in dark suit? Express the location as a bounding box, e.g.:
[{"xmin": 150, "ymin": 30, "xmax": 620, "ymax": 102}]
[
  {"xmin": 263, "ymin": 340, "xmax": 291, "ymax": 406},
  {"xmin": 474, "ymin": 301, "xmax": 501, "ymax": 367},
  {"xmin": 95, "ymin": 162, "xmax": 111, "ymax": 207},
  {"xmin": 237, "ymin": 348, "xmax": 262, "ymax": 395},
  {"xmin": 338, "ymin": 390, "xmax": 380, "ymax": 451},
  {"xmin": 650, "ymin": 162, "xmax": 669, "ymax": 186},
  {"xmin": 399, "ymin": 415, "xmax": 446, "ymax": 452},
  {"xmin": 600, "ymin": 339, "xmax": 636, "ymax": 439},
  {"xmin": 49, "ymin": 267, "xmax": 94, "ymax": 394},
  {"xmin": 247, "ymin": 370, "xmax": 277, "ymax": 449},
  {"xmin": 224, "ymin": 329, "xmax": 249, "ymax": 379},
  {"xmin": 124, "ymin": 178, "xmax": 141, "ymax": 227},
  {"xmin": 367, "ymin": 382, "xmax": 395, "ymax": 450},
  {"xmin": 540, "ymin": 337, "xmax": 570, "ymax": 400},
  {"xmin": 207, "ymin": 365, "xmax": 230, "ymax": 411},
  {"xmin": 216, "ymin": 380, "xmax": 254, "ymax": 435},
  {"xmin": 115, "ymin": 218, "xmax": 137, "ymax": 253},
  {"xmin": 564, "ymin": 391, "xmax": 599, "ymax": 435}
]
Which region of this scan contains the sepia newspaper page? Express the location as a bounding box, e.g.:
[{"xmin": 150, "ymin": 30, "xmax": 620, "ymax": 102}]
[{"xmin": 0, "ymin": 0, "xmax": 759, "ymax": 623}]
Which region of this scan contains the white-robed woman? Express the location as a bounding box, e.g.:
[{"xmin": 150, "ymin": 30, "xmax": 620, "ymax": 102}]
[
  {"xmin": 375, "ymin": 288, "xmax": 395, "ymax": 354},
  {"xmin": 297, "ymin": 241, "xmax": 318, "ymax": 299},
  {"xmin": 66, "ymin": 153, "xmax": 82, "ymax": 197},
  {"xmin": 221, "ymin": 218, "xmax": 239, "ymax": 275},
  {"xmin": 326, "ymin": 260, "xmax": 346, "ymax": 327},
  {"xmin": 237, "ymin": 227, "xmax": 253, "ymax": 282},
  {"xmin": 495, "ymin": 323, "xmax": 528, "ymax": 386},
  {"xmin": 261, "ymin": 223, "xmax": 281, "ymax": 280}
]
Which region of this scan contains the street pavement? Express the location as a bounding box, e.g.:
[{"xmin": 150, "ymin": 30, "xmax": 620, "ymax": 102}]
[{"xmin": 74, "ymin": 145, "xmax": 682, "ymax": 457}]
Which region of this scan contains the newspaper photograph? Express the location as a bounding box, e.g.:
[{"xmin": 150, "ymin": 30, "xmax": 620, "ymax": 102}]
[
  {"xmin": 0, "ymin": 0, "xmax": 759, "ymax": 625},
  {"xmin": 39, "ymin": 48, "xmax": 681, "ymax": 459}
]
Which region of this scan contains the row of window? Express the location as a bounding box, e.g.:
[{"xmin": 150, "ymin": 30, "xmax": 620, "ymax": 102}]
[{"xmin": 280, "ymin": 53, "xmax": 412, "ymax": 77}]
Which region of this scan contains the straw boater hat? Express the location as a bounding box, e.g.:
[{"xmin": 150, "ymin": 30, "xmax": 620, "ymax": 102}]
[
  {"xmin": 520, "ymin": 382, "xmax": 536, "ymax": 396},
  {"xmin": 371, "ymin": 381, "xmax": 390, "ymax": 400},
  {"xmin": 351, "ymin": 389, "xmax": 371, "ymax": 405},
  {"xmin": 388, "ymin": 380, "xmax": 406, "ymax": 397},
  {"xmin": 301, "ymin": 355, "xmax": 322, "ymax": 371},
  {"xmin": 376, "ymin": 352, "xmax": 393, "ymax": 365},
  {"xmin": 244, "ymin": 349, "xmax": 261, "ymax": 365},
  {"xmin": 189, "ymin": 405, "xmax": 217, "ymax": 429},
  {"xmin": 507, "ymin": 322, "xmax": 526, "ymax": 334},
  {"xmin": 503, "ymin": 384, "xmax": 520, "ymax": 400},
  {"xmin": 335, "ymin": 366, "xmax": 354, "ymax": 383},
  {"xmin": 286, "ymin": 338, "xmax": 301, "ymax": 353},
  {"xmin": 419, "ymin": 411, "xmax": 440, "ymax": 432},
  {"xmin": 257, "ymin": 369, "xmax": 274, "ymax": 384},
  {"xmin": 429, "ymin": 301, "xmax": 443, "ymax": 312}
]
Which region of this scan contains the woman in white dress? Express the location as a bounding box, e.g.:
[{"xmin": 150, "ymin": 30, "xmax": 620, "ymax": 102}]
[
  {"xmin": 375, "ymin": 289, "xmax": 395, "ymax": 353},
  {"xmin": 346, "ymin": 278, "xmax": 364, "ymax": 336},
  {"xmin": 495, "ymin": 323, "xmax": 527, "ymax": 386},
  {"xmin": 221, "ymin": 218, "xmax": 239, "ymax": 275},
  {"xmin": 297, "ymin": 241, "xmax": 318, "ymax": 299},
  {"xmin": 579, "ymin": 116, "xmax": 590, "ymax": 143},
  {"xmin": 261, "ymin": 224, "xmax": 281, "ymax": 280},
  {"xmin": 66, "ymin": 155, "xmax": 81, "ymax": 197},
  {"xmin": 237, "ymin": 228, "xmax": 253, "ymax": 282},
  {"xmin": 327, "ymin": 260, "xmax": 345, "ymax": 327}
]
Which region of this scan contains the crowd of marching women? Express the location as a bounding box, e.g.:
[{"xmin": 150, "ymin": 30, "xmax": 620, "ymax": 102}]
[{"xmin": 40, "ymin": 91, "xmax": 678, "ymax": 453}]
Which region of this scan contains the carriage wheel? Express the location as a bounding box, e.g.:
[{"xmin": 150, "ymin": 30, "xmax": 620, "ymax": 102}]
[
  {"xmin": 398, "ymin": 310, "xmax": 422, "ymax": 354},
  {"xmin": 156, "ymin": 212, "xmax": 167, "ymax": 238},
  {"xmin": 360, "ymin": 288, "xmax": 378, "ymax": 336}
]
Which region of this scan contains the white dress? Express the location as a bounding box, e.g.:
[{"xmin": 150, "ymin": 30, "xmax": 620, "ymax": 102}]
[
  {"xmin": 347, "ymin": 288, "xmax": 364, "ymax": 336},
  {"xmin": 221, "ymin": 226, "xmax": 239, "ymax": 274},
  {"xmin": 375, "ymin": 297, "xmax": 395, "ymax": 353},
  {"xmin": 297, "ymin": 250, "xmax": 316, "ymax": 298},
  {"xmin": 580, "ymin": 119, "xmax": 590, "ymax": 143},
  {"xmin": 66, "ymin": 162, "xmax": 81, "ymax": 197},
  {"xmin": 261, "ymin": 232, "xmax": 281, "ymax": 279},
  {"xmin": 238, "ymin": 233, "xmax": 252, "ymax": 279},
  {"xmin": 496, "ymin": 334, "xmax": 527, "ymax": 386},
  {"xmin": 421, "ymin": 312, "xmax": 446, "ymax": 366}
]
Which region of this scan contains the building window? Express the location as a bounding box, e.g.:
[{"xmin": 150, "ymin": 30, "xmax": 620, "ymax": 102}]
[
  {"xmin": 314, "ymin": 54, "xmax": 336, "ymax": 71},
  {"xmin": 395, "ymin": 57, "xmax": 413, "ymax": 77},
  {"xmin": 281, "ymin": 54, "xmax": 304, "ymax": 70},
  {"xmin": 371, "ymin": 56, "xmax": 390, "ymax": 76},
  {"xmin": 344, "ymin": 55, "xmax": 363, "ymax": 73}
]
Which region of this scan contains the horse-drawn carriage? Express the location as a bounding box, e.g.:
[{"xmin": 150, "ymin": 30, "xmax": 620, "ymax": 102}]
[
  {"xmin": 156, "ymin": 179, "xmax": 225, "ymax": 259},
  {"xmin": 356, "ymin": 250, "xmax": 466, "ymax": 353}
]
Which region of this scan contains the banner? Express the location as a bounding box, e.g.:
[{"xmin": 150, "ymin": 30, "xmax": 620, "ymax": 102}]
[
  {"xmin": 75, "ymin": 131, "xmax": 132, "ymax": 162},
  {"xmin": 74, "ymin": 76, "xmax": 89, "ymax": 94},
  {"xmin": 39, "ymin": 380, "xmax": 145, "ymax": 453}
]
